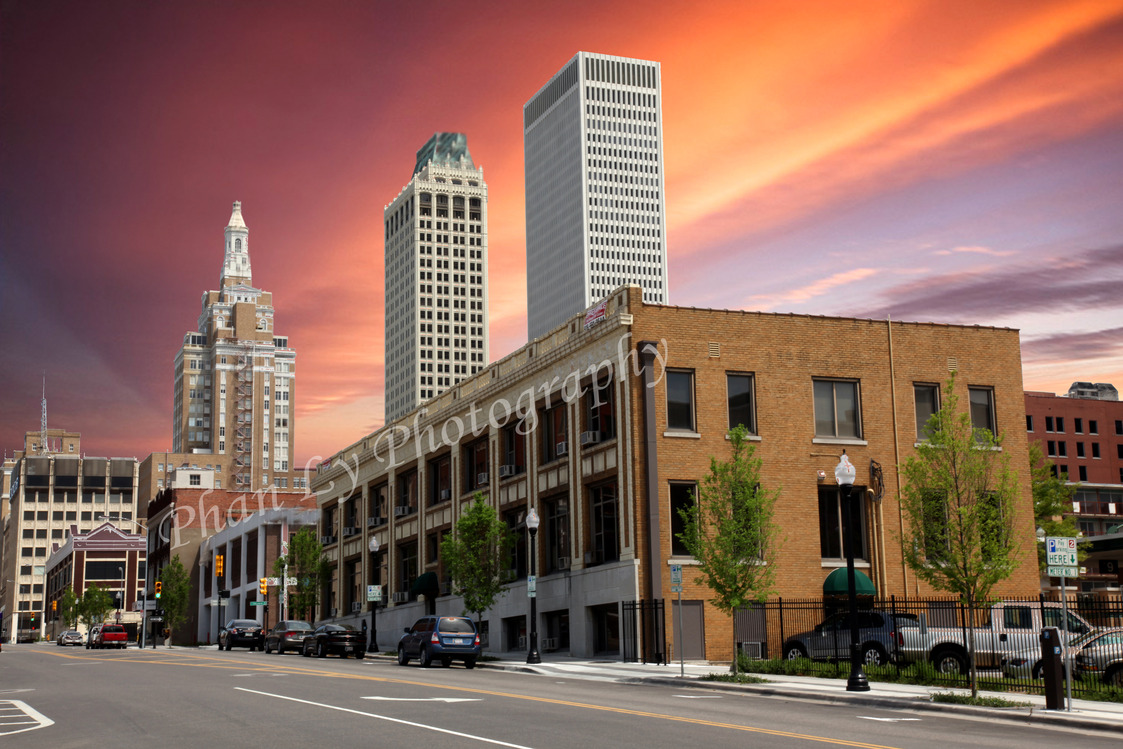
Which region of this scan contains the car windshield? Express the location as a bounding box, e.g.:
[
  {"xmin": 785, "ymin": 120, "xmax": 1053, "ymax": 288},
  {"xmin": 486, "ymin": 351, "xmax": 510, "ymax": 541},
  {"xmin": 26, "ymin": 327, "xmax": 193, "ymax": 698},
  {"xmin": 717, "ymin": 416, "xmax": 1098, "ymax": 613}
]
[{"xmin": 438, "ymin": 618, "xmax": 475, "ymax": 634}]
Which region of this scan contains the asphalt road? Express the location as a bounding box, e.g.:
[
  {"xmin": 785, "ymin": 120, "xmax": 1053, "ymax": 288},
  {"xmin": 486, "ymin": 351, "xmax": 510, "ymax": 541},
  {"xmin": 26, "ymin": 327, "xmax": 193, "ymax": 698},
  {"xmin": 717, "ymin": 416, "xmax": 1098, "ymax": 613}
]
[{"xmin": 3, "ymin": 643, "xmax": 1119, "ymax": 748}]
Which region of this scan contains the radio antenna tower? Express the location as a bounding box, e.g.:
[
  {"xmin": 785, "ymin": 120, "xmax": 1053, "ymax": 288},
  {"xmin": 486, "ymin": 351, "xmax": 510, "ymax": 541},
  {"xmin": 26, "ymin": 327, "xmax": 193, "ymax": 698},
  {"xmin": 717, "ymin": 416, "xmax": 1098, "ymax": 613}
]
[{"xmin": 40, "ymin": 374, "xmax": 49, "ymax": 455}]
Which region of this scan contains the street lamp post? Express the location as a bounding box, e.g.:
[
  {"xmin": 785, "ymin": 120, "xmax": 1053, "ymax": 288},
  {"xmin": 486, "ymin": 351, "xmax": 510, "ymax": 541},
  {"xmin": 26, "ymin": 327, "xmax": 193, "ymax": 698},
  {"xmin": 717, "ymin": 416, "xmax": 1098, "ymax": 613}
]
[
  {"xmin": 525, "ymin": 508, "xmax": 541, "ymax": 665},
  {"xmin": 368, "ymin": 536, "xmax": 380, "ymax": 653},
  {"xmin": 117, "ymin": 566, "xmax": 124, "ymax": 623},
  {"xmin": 835, "ymin": 452, "xmax": 869, "ymax": 692}
]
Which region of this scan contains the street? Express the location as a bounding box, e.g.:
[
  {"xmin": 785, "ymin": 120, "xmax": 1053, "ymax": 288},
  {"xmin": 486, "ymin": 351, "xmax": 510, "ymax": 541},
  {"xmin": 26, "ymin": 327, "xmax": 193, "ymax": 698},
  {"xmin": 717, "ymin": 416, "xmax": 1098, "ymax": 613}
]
[{"xmin": 2, "ymin": 643, "xmax": 1118, "ymax": 748}]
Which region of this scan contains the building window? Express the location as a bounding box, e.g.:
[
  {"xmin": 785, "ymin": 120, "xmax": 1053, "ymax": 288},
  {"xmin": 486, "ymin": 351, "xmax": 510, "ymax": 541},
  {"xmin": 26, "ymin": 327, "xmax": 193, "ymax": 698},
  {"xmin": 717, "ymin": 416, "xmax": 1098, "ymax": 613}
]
[
  {"xmin": 1056, "ymin": 417, "xmax": 1065, "ymax": 433},
  {"xmin": 666, "ymin": 370, "xmax": 695, "ymax": 431},
  {"xmin": 584, "ymin": 378, "xmax": 615, "ymax": 441},
  {"xmin": 541, "ymin": 403, "xmax": 567, "ymax": 462},
  {"xmin": 727, "ymin": 373, "xmax": 756, "ymax": 433},
  {"xmin": 1092, "ymin": 443, "xmax": 1100, "ymax": 459},
  {"xmin": 501, "ymin": 425, "xmax": 525, "ymax": 475},
  {"xmin": 463, "ymin": 438, "xmax": 489, "ymax": 492},
  {"xmin": 1026, "ymin": 415, "xmax": 1033, "ymax": 432},
  {"xmin": 189, "ymin": 474, "xmax": 201, "ymax": 486},
  {"xmin": 818, "ymin": 485, "xmax": 867, "ymax": 561},
  {"xmin": 968, "ymin": 387, "xmax": 996, "ymax": 435},
  {"xmin": 428, "ymin": 455, "xmax": 452, "ymax": 505},
  {"xmin": 1057, "ymin": 441, "xmax": 1067, "ymax": 458},
  {"xmin": 1078, "ymin": 466, "xmax": 1088, "ymax": 482},
  {"xmin": 397, "ymin": 541, "xmax": 418, "ymax": 595},
  {"xmin": 669, "ymin": 482, "xmax": 696, "ymax": 557},
  {"xmin": 1046, "ymin": 416, "xmax": 1055, "ymax": 432},
  {"xmin": 814, "ymin": 379, "xmax": 861, "ymax": 439},
  {"xmin": 1076, "ymin": 442, "xmax": 1085, "ymax": 458},
  {"xmin": 914, "ymin": 383, "xmax": 939, "ymax": 441},
  {"xmin": 1075, "ymin": 418, "xmax": 1084, "ymax": 434},
  {"xmin": 396, "ymin": 470, "xmax": 418, "ymax": 514},
  {"xmin": 1047, "ymin": 440, "xmax": 1057, "ymax": 457},
  {"xmin": 588, "ymin": 483, "xmax": 619, "ymax": 566},
  {"xmin": 545, "ymin": 496, "xmax": 570, "ymax": 573}
]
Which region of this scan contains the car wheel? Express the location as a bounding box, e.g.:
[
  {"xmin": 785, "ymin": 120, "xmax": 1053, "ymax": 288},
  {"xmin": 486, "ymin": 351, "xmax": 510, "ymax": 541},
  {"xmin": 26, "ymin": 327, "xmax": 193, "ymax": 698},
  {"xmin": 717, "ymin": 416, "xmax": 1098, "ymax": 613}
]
[
  {"xmin": 420, "ymin": 647, "xmax": 432, "ymax": 668},
  {"xmin": 397, "ymin": 646, "xmax": 409, "ymax": 666},
  {"xmin": 340, "ymin": 650, "xmax": 349, "ymax": 659},
  {"xmin": 225, "ymin": 640, "xmax": 232, "ymax": 651},
  {"xmin": 317, "ymin": 641, "xmax": 326, "ymax": 658},
  {"xmin": 442, "ymin": 657, "xmax": 452, "ymax": 668},
  {"xmin": 354, "ymin": 651, "xmax": 365, "ymax": 660},
  {"xmin": 277, "ymin": 643, "xmax": 285, "ymax": 655},
  {"xmin": 302, "ymin": 643, "xmax": 311, "ymax": 657},
  {"xmin": 465, "ymin": 657, "xmax": 476, "ymax": 669},
  {"xmin": 783, "ymin": 642, "xmax": 807, "ymax": 660},
  {"xmin": 933, "ymin": 649, "xmax": 967, "ymax": 675},
  {"xmin": 862, "ymin": 644, "xmax": 888, "ymax": 666},
  {"xmin": 264, "ymin": 642, "xmax": 272, "ymax": 654}
]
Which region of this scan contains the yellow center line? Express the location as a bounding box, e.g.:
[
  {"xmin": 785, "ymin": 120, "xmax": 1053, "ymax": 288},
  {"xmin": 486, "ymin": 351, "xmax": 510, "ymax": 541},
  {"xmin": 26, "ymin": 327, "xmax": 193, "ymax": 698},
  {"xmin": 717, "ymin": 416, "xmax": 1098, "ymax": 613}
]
[{"xmin": 34, "ymin": 650, "xmax": 903, "ymax": 748}]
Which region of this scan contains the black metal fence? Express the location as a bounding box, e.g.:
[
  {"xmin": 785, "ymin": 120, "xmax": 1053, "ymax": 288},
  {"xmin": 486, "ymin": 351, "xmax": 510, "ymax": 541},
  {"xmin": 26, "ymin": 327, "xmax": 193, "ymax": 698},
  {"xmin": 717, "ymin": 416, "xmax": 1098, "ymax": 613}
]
[
  {"xmin": 623, "ymin": 599, "xmax": 667, "ymax": 664},
  {"xmin": 732, "ymin": 595, "xmax": 1123, "ymax": 699}
]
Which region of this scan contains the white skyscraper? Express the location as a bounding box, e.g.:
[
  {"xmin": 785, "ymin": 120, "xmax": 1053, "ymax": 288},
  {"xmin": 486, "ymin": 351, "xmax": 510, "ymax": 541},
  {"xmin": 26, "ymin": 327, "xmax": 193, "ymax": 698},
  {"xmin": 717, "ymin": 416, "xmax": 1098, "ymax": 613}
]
[
  {"xmin": 384, "ymin": 133, "xmax": 489, "ymax": 423},
  {"xmin": 524, "ymin": 51, "xmax": 667, "ymax": 340}
]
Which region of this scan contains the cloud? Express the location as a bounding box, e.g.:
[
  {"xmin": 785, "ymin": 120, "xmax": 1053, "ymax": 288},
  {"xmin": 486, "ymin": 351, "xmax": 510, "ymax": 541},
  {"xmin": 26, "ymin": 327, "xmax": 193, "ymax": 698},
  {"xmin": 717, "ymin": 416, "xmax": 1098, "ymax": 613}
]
[
  {"xmin": 851, "ymin": 244, "xmax": 1123, "ymax": 322},
  {"xmin": 748, "ymin": 268, "xmax": 878, "ymax": 310},
  {"xmin": 1022, "ymin": 326, "xmax": 1123, "ymax": 363},
  {"xmin": 935, "ymin": 245, "xmax": 1017, "ymax": 257}
]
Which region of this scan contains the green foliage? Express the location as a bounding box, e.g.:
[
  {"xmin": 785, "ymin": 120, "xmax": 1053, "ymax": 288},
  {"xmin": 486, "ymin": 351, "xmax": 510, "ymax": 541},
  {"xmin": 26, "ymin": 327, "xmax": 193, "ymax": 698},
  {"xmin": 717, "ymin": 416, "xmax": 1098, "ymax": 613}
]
[
  {"xmin": 677, "ymin": 425, "xmax": 779, "ymax": 674},
  {"xmin": 898, "ymin": 374, "xmax": 1021, "ymax": 698},
  {"xmin": 702, "ymin": 672, "xmax": 771, "ymax": 684},
  {"xmin": 159, "ymin": 555, "xmax": 192, "ymax": 645},
  {"xmin": 441, "ymin": 493, "xmax": 515, "ymax": 624},
  {"xmin": 57, "ymin": 586, "xmax": 79, "ymax": 628},
  {"xmin": 1028, "ymin": 441, "xmax": 1083, "ymax": 570},
  {"xmin": 78, "ymin": 584, "xmax": 115, "ymax": 627},
  {"xmin": 929, "ymin": 691, "xmax": 1031, "ymax": 708},
  {"xmin": 273, "ymin": 526, "xmax": 329, "ymax": 622}
]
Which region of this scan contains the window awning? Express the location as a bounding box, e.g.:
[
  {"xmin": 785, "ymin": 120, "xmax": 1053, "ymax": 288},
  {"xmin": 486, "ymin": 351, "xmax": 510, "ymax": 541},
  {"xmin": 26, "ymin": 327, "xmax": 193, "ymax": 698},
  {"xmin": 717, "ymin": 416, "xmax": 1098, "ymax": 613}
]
[
  {"xmin": 823, "ymin": 568, "xmax": 876, "ymax": 597},
  {"xmin": 410, "ymin": 571, "xmax": 439, "ymax": 596}
]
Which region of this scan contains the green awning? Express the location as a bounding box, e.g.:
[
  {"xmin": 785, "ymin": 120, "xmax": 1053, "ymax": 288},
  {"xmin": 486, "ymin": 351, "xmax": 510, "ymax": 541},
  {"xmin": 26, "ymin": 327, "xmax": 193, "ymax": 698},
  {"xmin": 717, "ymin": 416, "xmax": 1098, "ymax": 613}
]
[
  {"xmin": 823, "ymin": 568, "xmax": 876, "ymax": 597},
  {"xmin": 410, "ymin": 571, "xmax": 439, "ymax": 596}
]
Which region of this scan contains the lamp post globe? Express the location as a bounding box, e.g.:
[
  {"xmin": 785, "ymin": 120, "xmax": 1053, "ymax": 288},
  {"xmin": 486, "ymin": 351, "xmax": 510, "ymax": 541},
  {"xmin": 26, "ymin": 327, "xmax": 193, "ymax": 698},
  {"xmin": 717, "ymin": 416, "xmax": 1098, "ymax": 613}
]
[
  {"xmin": 526, "ymin": 508, "xmax": 541, "ymax": 665},
  {"xmin": 836, "ymin": 451, "xmax": 869, "ymax": 692}
]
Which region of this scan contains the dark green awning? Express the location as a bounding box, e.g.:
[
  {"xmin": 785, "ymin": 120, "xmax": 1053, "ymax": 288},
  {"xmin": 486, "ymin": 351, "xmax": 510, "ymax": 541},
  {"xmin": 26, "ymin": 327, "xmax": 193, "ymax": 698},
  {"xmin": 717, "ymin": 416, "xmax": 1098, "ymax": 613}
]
[
  {"xmin": 823, "ymin": 568, "xmax": 876, "ymax": 597},
  {"xmin": 410, "ymin": 571, "xmax": 439, "ymax": 596}
]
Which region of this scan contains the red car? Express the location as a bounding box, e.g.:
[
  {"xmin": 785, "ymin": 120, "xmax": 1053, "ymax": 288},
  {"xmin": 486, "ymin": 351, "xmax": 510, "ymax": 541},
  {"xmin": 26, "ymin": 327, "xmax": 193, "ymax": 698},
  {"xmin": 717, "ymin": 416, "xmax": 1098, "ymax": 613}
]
[{"xmin": 95, "ymin": 624, "xmax": 129, "ymax": 649}]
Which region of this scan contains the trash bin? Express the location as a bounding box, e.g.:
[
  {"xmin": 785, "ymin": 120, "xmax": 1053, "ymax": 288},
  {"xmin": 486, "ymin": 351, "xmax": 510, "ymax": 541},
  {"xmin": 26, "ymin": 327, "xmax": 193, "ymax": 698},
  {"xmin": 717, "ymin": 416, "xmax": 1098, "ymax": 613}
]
[{"xmin": 1040, "ymin": 626, "xmax": 1065, "ymax": 710}]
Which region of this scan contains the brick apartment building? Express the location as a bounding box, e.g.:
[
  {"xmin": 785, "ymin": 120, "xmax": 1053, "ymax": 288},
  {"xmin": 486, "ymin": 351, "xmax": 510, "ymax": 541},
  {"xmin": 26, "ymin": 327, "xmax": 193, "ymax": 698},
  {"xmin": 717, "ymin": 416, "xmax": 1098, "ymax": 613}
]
[{"xmin": 312, "ymin": 285, "xmax": 1040, "ymax": 662}]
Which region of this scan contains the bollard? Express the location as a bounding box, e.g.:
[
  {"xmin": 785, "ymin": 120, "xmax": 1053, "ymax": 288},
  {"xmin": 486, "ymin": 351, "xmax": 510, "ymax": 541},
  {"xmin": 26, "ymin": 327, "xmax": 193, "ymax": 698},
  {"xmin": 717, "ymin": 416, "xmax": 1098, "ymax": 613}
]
[{"xmin": 1040, "ymin": 627, "xmax": 1065, "ymax": 710}]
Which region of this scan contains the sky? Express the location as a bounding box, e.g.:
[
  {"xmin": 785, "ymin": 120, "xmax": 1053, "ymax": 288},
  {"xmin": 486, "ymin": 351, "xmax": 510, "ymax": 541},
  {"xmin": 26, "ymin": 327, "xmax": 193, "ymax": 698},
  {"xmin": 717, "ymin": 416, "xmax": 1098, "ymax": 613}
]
[{"xmin": 2, "ymin": 0, "xmax": 1122, "ymax": 466}]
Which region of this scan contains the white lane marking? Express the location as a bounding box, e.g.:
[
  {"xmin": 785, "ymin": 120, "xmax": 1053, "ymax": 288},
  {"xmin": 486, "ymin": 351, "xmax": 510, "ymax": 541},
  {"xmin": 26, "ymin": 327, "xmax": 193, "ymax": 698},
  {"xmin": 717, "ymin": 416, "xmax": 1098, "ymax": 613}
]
[
  {"xmin": 858, "ymin": 717, "xmax": 921, "ymax": 722},
  {"xmin": 0, "ymin": 700, "xmax": 54, "ymax": 736},
  {"xmin": 673, "ymin": 695, "xmax": 722, "ymax": 699},
  {"xmin": 235, "ymin": 687, "xmax": 529, "ymax": 748},
  {"xmin": 0, "ymin": 690, "xmax": 34, "ymax": 695},
  {"xmin": 362, "ymin": 697, "xmax": 481, "ymax": 703}
]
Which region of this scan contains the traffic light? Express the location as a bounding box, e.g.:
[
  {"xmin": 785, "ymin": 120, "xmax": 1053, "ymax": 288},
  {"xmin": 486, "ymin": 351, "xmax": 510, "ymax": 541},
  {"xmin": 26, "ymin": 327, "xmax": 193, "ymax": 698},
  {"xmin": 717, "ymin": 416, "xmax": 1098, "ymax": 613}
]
[
  {"xmin": 215, "ymin": 554, "xmax": 224, "ymax": 577},
  {"xmin": 51, "ymin": 600, "xmax": 57, "ymax": 613},
  {"xmin": 259, "ymin": 578, "xmax": 268, "ymax": 596},
  {"xmin": 155, "ymin": 581, "xmax": 162, "ymax": 599}
]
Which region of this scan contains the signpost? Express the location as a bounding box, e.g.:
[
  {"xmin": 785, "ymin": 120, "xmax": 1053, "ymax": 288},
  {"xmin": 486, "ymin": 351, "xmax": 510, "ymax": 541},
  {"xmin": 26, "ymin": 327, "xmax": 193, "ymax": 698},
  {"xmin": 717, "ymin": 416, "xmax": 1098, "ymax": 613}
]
[
  {"xmin": 1046, "ymin": 536, "xmax": 1079, "ymax": 712},
  {"xmin": 670, "ymin": 564, "xmax": 684, "ymax": 677}
]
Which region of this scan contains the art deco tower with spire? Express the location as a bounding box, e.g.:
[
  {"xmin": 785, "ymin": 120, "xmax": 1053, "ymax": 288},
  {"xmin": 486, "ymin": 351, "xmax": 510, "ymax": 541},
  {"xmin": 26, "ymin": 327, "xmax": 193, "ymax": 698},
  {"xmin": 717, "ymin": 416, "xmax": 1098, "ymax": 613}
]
[{"xmin": 171, "ymin": 201, "xmax": 300, "ymax": 491}]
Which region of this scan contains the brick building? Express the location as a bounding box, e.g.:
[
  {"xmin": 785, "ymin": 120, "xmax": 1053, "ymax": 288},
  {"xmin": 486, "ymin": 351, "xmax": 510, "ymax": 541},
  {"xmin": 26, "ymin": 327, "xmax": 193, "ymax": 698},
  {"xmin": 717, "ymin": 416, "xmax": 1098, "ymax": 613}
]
[{"xmin": 312, "ymin": 286, "xmax": 1039, "ymax": 662}]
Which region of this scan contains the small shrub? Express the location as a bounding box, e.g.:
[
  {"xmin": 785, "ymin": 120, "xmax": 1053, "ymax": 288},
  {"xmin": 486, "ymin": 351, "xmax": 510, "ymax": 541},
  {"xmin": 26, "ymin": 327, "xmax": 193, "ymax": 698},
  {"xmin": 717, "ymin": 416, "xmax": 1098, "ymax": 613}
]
[
  {"xmin": 705, "ymin": 672, "xmax": 771, "ymax": 684},
  {"xmin": 930, "ymin": 691, "xmax": 1031, "ymax": 708}
]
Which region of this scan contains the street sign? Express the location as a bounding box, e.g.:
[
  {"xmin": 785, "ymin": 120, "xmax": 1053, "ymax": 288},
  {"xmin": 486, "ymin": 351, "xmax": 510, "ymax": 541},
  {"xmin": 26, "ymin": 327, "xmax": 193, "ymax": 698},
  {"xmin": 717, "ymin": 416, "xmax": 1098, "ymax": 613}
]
[
  {"xmin": 1047, "ymin": 551, "xmax": 1078, "ymax": 566},
  {"xmin": 671, "ymin": 584, "xmax": 682, "ymax": 593},
  {"xmin": 1047, "ymin": 566, "xmax": 1079, "ymax": 578},
  {"xmin": 670, "ymin": 565, "xmax": 682, "ymax": 585},
  {"xmin": 150, "ymin": 616, "xmax": 163, "ymax": 623},
  {"xmin": 250, "ymin": 601, "xmax": 267, "ymax": 606},
  {"xmin": 267, "ymin": 577, "xmax": 280, "ymax": 586},
  {"xmin": 286, "ymin": 577, "xmax": 297, "ymax": 587},
  {"xmin": 1047, "ymin": 537, "xmax": 1077, "ymax": 553},
  {"xmin": 367, "ymin": 585, "xmax": 382, "ymax": 602},
  {"xmin": 527, "ymin": 575, "xmax": 537, "ymax": 598}
]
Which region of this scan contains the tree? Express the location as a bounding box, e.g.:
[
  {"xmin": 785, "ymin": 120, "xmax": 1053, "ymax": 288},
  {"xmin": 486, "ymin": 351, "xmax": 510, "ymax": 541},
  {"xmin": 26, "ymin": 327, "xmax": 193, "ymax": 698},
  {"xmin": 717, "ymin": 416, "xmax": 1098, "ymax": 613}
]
[
  {"xmin": 1029, "ymin": 441, "xmax": 1083, "ymax": 571},
  {"xmin": 159, "ymin": 555, "xmax": 192, "ymax": 647},
  {"xmin": 441, "ymin": 492, "xmax": 516, "ymax": 628},
  {"xmin": 676, "ymin": 425, "xmax": 780, "ymax": 675},
  {"xmin": 57, "ymin": 586, "xmax": 79, "ymax": 629},
  {"xmin": 273, "ymin": 526, "xmax": 329, "ymax": 622},
  {"xmin": 78, "ymin": 584, "xmax": 114, "ymax": 629},
  {"xmin": 899, "ymin": 374, "xmax": 1020, "ymax": 697}
]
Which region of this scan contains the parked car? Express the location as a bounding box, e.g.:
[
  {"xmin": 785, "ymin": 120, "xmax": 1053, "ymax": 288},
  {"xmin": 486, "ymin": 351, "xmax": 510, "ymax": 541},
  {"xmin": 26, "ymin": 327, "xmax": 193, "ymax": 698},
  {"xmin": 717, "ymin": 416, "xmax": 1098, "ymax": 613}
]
[
  {"xmin": 219, "ymin": 619, "xmax": 265, "ymax": 651},
  {"xmin": 57, "ymin": 630, "xmax": 84, "ymax": 646},
  {"xmin": 398, "ymin": 615, "xmax": 481, "ymax": 668},
  {"xmin": 782, "ymin": 610, "xmax": 919, "ymax": 666},
  {"xmin": 86, "ymin": 624, "xmax": 103, "ymax": 649},
  {"xmin": 1074, "ymin": 628, "xmax": 1123, "ymax": 687},
  {"xmin": 95, "ymin": 624, "xmax": 129, "ymax": 649},
  {"xmin": 1001, "ymin": 628, "xmax": 1102, "ymax": 680},
  {"xmin": 264, "ymin": 620, "xmax": 314, "ymax": 654},
  {"xmin": 301, "ymin": 624, "xmax": 365, "ymax": 658}
]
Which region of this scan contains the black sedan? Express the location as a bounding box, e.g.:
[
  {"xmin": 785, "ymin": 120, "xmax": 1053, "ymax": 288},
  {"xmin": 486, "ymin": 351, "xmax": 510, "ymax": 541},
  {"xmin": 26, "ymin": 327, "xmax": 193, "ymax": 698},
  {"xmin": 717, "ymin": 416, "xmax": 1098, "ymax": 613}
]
[
  {"xmin": 264, "ymin": 620, "xmax": 314, "ymax": 654},
  {"xmin": 219, "ymin": 619, "xmax": 265, "ymax": 651},
  {"xmin": 301, "ymin": 624, "xmax": 365, "ymax": 659}
]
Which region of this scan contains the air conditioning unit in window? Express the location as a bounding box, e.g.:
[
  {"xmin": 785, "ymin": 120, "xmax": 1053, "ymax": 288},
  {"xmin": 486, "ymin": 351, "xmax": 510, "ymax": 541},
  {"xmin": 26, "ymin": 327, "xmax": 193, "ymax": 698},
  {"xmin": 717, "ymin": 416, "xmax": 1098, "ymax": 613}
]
[
  {"xmin": 439, "ymin": 489, "xmax": 451, "ymax": 501},
  {"xmin": 580, "ymin": 431, "xmax": 601, "ymax": 446},
  {"xmin": 392, "ymin": 592, "xmax": 409, "ymax": 604},
  {"xmin": 499, "ymin": 464, "xmax": 517, "ymax": 479},
  {"xmin": 555, "ymin": 556, "xmax": 570, "ymax": 570},
  {"xmin": 439, "ymin": 580, "xmax": 451, "ymax": 596},
  {"xmin": 542, "ymin": 637, "xmax": 558, "ymax": 651},
  {"xmin": 342, "ymin": 526, "xmax": 358, "ymax": 537},
  {"xmin": 739, "ymin": 641, "xmax": 764, "ymax": 660},
  {"xmin": 394, "ymin": 505, "xmax": 411, "ymax": 518},
  {"xmin": 330, "ymin": 608, "xmax": 338, "ymax": 618},
  {"xmin": 351, "ymin": 601, "xmax": 362, "ymax": 613},
  {"xmin": 320, "ymin": 535, "xmax": 337, "ymax": 545},
  {"xmin": 555, "ymin": 441, "xmax": 568, "ymax": 456},
  {"xmin": 502, "ymin": 568, "xmax": 517, "ymax": 582},
  {"xmin": 367, "ymin": 516, "xmax": 383, "ymax": 528},
  {"xmin": 476, "ymin": 472, "xmax": 489, "ymax": 486}
]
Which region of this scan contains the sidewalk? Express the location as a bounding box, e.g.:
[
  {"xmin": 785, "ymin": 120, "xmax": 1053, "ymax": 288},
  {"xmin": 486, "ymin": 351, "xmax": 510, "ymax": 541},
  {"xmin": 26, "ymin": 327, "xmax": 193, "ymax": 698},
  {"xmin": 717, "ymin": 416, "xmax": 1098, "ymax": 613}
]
[{"xmin": 479, "ymin": 655, "xmax": 1123, "ymax": 734}]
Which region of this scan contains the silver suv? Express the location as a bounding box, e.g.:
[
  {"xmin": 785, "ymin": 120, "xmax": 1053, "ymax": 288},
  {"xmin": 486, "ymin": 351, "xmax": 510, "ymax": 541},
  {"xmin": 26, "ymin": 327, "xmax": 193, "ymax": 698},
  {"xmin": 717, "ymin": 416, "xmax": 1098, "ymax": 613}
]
[{"xmin": 782, "ymin": 610, "xmax": 919, "ymax": 666}]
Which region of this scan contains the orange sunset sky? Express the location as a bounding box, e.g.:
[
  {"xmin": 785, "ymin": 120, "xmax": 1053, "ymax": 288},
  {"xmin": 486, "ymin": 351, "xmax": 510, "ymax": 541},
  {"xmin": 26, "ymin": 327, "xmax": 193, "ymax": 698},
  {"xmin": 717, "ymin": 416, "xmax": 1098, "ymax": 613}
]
[{"xmin": 2, "ymin": 0, "xmax": 1122, "ymax": 465}]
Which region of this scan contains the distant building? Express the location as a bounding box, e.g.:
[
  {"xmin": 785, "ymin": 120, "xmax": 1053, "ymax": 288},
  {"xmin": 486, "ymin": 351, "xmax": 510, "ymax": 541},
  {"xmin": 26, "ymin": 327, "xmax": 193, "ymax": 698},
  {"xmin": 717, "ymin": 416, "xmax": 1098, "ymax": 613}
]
[
  {"xmin": 44, "ymin": 522, "xmax": 146, "ymax": 641},
  {"xmin": 313, "ymin": 285, "xmax": 1040, "ymax": 662},
  {"xmin": 384, "ymin": 133, "xmax": 489, "ymax": 422},
  {"xmin": 0, "ymin": 431, "xmax": 138, "ymax": 643},
  {"xmin": 524, "ymin": 52, "xmax": 668, "ymax": 340},
  {"xmin": 171, "ymin": 202, "xmax": 301, "ymax": 492},
  {"xmin": 1024, "ymin": 386, "xmax": 1123, "ymax": 591}
]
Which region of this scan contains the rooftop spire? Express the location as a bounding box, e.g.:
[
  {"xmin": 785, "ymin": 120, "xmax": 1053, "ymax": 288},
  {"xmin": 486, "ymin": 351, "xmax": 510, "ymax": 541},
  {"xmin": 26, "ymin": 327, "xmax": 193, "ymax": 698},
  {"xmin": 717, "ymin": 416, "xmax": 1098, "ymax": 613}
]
[{"xmin": 221, "ymin": 200, "xmax": 252, "ymax": 285}]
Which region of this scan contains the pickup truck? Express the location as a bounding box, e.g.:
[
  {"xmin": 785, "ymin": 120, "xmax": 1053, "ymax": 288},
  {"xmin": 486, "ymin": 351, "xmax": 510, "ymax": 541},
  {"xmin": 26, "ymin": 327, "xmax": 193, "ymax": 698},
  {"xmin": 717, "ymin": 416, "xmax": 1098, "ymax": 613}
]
[
  {"xmin": 94, "ymin": 623, "xmax": 129, "ymax": 649},
  {"xmin": 898, "ymin": 600, "xmax": 1094, "ymax": 673}
]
